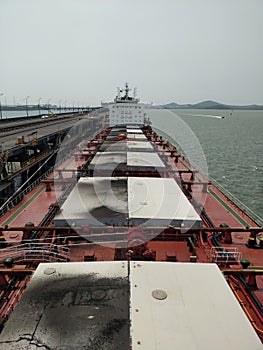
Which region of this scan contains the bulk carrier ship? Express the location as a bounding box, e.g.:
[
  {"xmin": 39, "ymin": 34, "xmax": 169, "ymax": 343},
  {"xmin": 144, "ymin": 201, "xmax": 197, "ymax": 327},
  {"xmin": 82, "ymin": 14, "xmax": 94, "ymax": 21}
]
[{"xmin": 0, "ymin": 84, "xmax": 262, "ymax": 349}]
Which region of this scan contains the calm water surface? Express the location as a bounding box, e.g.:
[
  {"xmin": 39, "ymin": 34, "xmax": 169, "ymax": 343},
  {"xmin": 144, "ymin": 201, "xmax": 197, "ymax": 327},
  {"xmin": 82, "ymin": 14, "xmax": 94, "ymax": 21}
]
[
  {"xmin": 148, "ymin": 108, "xmax": 263, "ymax": 219},
  {"xmin": 0, "ymin": 109, "xmax": 74, "ymax": 119},
  {"xmin": 1, "ymin": 110, "xmax": 48, "ymax": 118}
]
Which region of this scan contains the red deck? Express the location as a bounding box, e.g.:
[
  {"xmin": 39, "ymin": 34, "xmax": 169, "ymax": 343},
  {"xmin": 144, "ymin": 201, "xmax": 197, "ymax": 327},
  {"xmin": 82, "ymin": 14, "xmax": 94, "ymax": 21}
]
[{"xmin": 0, "ymin": 125, "xmax": 263, "ymax": 341}]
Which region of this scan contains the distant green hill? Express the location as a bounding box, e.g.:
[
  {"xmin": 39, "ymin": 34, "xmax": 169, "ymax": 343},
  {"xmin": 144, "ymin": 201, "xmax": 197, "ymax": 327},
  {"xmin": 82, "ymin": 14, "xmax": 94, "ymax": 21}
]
[{"xmin": 161, "ymin": 100, "xmax": 263, "ymax": 110}]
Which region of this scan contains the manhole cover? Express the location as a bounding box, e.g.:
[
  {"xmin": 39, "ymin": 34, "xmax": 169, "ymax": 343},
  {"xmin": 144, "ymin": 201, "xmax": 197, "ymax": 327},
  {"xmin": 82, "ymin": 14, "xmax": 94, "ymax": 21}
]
[
  {"xmin": 92, "ymin": 289, "xmax": 107, "ymax": 300},
  {"xmin": 44, "ymin": 267, "xmax": 56, "ymax": 275},
  {"xmin": 152, "ymin": 289, "xmax": 167, "ymax": 300}
]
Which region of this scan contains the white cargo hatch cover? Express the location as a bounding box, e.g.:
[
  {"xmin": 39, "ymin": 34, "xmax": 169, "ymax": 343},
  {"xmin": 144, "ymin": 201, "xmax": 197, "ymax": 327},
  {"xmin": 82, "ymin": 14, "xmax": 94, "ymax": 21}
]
[
  {"xmin": 53, "ymin": 177, "xmax": 202, "ymax": 227},
  {"xmin": 127, "ymin": 141, "xmax": 154, "ymax": 150},
  {"xmin": 0, "ymin": 262, "xmax": 261, "ymax": 349},
  {"xmin": 127, "ymin": 152, "xmax": 165, "ymax": 168},
  {"xmin": 127, "ymin": 128, "xmax": 143, "ymax": 133},
  {"xmin": 130, "ymin": 262, "xmax": 262, "ymax": 350},
  {"xmin": 127, "ymin": 133, "xmax": 147, "ymax": 140},
  {"xmin": 128, "ymin": 177, "xmax": 201, "ymax": 224}
]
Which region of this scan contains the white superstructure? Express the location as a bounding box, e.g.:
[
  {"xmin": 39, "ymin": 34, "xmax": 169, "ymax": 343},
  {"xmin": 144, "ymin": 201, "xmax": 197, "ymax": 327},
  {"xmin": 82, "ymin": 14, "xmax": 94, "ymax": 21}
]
[{"xmin": 107, "ymin": 83, "xmax": 145, "ymax": 126}]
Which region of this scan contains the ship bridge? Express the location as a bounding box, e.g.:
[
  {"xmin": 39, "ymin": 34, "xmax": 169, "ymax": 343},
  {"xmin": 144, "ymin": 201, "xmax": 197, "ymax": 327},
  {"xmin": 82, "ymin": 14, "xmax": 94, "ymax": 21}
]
[{"xmin": 106, "ymin": 84, "xmax": 145, "ymax": 126}]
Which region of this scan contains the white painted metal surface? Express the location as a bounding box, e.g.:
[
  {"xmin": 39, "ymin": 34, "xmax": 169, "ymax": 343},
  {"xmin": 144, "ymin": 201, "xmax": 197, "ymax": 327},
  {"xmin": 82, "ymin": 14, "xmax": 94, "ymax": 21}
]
[
  {"xmin": 54, "ymin": 177, "xmax": 128, "ymax": 226},
  {"xmin": 1, "ymin": 262, "xmax": 261, "ymax": 349},
  {"xmin": 127, "ymin": 141, "xmax": 154, "ymax": 150},
  {"xmin": 108, "ymin": 103, "xmax": 144, "ymax": 126},
  {"xmin": 127, "ymin": 133, "xmax": 147, "ymax": 140},
  {"xmin": 0, "ymin": 262, "xmax": 129, "ymax": 349},
  {"xmin": 127, "ymin": 128, "xmax": 143, "ymax": 133},
  {"xmin": 127, "ymin": 152, "xmax": 165, "ymax": 168},
  {"xmin": 90, "ymin": 152, "xmax": 126, "ymax": 166},
  {"xmin": 54, "ymin": 177, "xmax": 202, "ymax": 227},
  {"xmin": 128, "ymin": 177, "xmax": 201, "ymax": 224},
  {"xmin": 130, "ymin": 262, "xmax": 262, "ymax": 350},
  {"xmin": 34, "ymin": 261, "xmax": 127, "ymax": 281},
  {"xmin": 90, "ymin": 151, "xmax": 164, "ymax": 168}
]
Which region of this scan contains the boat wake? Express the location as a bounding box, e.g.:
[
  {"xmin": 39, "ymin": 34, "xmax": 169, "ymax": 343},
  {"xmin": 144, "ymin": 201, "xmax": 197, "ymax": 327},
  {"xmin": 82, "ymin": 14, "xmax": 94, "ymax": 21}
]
[{"xmin": 181, "ymin": 113, "xmax": 224, "ymax": 119}]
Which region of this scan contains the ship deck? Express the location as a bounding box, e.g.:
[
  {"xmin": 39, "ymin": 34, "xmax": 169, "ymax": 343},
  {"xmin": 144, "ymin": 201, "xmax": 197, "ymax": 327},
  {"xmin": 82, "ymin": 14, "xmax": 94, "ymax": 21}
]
[
  {"xmin": 0, "ymin": 123, "xmax": 263, "ymax": 341},
  {"xmin": 1, "ymin": 127, "xmax": 262, "ymax": 264}
]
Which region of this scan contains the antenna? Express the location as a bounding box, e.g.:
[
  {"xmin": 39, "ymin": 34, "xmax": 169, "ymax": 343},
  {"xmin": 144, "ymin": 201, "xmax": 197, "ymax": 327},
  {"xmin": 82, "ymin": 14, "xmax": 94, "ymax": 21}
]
[
  {"xmin": 124, "ymin": 82, "xmax": 130, "ymax": 98},
  {"xmin": 133, "ymin": 87, "xmax": 137, "ymax": 98}
]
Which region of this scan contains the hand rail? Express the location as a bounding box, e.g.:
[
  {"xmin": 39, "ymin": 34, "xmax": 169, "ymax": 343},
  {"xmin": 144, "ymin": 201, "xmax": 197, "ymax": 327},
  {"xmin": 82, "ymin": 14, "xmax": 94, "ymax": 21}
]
[
  {"xmin": 0, "ymin": 149, "xmax": 69, "ymax": 218},
  {"xmin": 209, "ymin": 176, "xmax": 263, "ymax": 227},
  {"xmin": 0, "ymin": 167, "xmax": 53, "ymax": 218},
  {"xmin": 0, "ymin": 242, "xmax": 70, "ymax": 262},
  {"xmin": 159, "ymin": 136, "xmax": 263, "ymax": 227}
]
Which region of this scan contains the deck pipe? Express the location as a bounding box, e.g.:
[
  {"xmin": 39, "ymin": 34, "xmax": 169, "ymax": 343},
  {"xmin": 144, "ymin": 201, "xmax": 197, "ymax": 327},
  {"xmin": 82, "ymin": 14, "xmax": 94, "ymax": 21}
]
[{"xmin": 229, "ymin": 275, "xmax": 263, "ymax": 323}]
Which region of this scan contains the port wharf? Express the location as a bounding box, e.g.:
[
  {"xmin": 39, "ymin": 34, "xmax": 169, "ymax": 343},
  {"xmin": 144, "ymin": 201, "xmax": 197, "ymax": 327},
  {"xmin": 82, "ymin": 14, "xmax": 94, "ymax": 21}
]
[{"xmin": 0, "ymin": 109, "xmax": 99, "ymax": 212}]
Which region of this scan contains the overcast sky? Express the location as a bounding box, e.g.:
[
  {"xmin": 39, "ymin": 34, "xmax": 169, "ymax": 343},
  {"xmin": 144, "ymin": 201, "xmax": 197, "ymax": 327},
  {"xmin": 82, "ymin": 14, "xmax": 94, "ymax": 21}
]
[{"xmin": 0, "ymin": 0, "xmax": 262, "ymax": 106}]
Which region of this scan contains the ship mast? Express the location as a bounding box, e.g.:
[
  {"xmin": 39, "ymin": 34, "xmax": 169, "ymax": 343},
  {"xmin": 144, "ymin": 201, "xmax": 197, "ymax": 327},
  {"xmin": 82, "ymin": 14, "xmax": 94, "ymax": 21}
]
[{"xmin": 124, "ymin": 82, "xmax": 130, "ymax": 99}]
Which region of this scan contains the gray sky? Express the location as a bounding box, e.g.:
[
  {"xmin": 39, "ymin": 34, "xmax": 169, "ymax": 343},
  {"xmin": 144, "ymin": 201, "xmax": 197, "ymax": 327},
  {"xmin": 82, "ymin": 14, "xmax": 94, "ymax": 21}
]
[{"xmin": 1, "ymin": 0, "xmax": 262, "ymax": 106}]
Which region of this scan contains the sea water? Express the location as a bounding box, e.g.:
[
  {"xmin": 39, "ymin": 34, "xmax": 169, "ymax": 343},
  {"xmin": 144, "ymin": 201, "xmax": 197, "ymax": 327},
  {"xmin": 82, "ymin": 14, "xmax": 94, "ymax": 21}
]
[
  {"xmin": 0, "ymin": 109, "xmax": 68, "ymax": 119},
  {"xmin": 148, "ymin": 108, "xmax": 263, "ymax": 219}
]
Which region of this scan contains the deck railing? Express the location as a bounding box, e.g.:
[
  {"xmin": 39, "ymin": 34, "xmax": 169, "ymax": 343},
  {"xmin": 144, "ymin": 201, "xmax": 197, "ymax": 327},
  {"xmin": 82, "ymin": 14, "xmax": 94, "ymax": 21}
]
[
  {"xmin": 209, "ymin": 176, "xmax": 263, "ymax": 227},
  {"xmin": 0, "ymin": 129, "xmax": 101, "ymax": 219},
  {"xmin": 161, "ymin": 136, "xmax": 263, "ymax": 227},
  {"xmin": 0, "ymin": 146, "xmax": 73, "ymax": 219},
  {"xmin": 0, "ymin": 167, "xmax": 54, "ymax": 218},
  {"xmin": 0, "ymin": 243, "xmax": 70, "ymax": 263},
  {"xmin": 210, "ymin": 246, "xmax": 242, "ymax": 263},
  {"xmin": 8, "ymin": 150, "xmax": 53, "ymax": 178}
]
